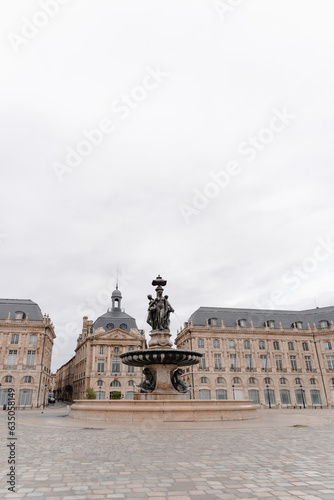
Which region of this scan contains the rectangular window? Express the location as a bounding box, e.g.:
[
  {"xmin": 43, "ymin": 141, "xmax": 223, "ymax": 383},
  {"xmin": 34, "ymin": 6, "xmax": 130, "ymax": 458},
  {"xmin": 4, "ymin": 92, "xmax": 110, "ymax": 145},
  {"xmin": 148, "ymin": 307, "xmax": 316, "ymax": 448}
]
[
  {"xmin": 273, "ymin": 341, "xmax": 280, "ymax": 350},
  {"xmin": 11, "ymin": 334, "xmax": 19, "ymax": 344},
  {"xmin": 230, "ymin": 353, "xmax": 236, "ymax": 369},
  {"xmin": 96, "ymin": 391, "xmax": 105, "ymax": 400},
  {"xmin": 324, "ymin": 341, "xmax": 332, "ymax": 350},
  {"xmin": 8, "ymin": 350, "xmax": 18, "ymax": 367},
  {"xmin": 248, "ymin": 389, "xmax": 260, "ymax": 404},
  {"xmin": 216, "ymin": 389, "xmax": 227, "ymax": 400},
  {"xmin": 197, "ymin": 339, "xmax": 204, "ymax": 349},
  {"xmin": 310, "ymin": 390, "xmax": 322, "ymax": 405},
  {"xmin": 295, "ymin": 389, "xmax": 304, "ymax": 406},
  {"xmin": 288, "ymin": 342, "xmax": 294, "ymax": 351},
  {"xmin": 290, "ymin": 356, "xmax": 298, "ymax": 371},
  {"xmin": 244, "ymin": 340, "xmax": 250, "ymax": 349},
  {"xmin": 305, "ymin": 356, "xmax": 313, "ymax": 371},
  {"xmin": 97, "ymin": 360, "xmax": 105, "ymax": 373},
  {"xmin": 214, "ymin": 353, "xmax": 222, "ymax": 370},
  {"xmin": 260, "ymin": 354, "xmax": 267, "ymax": 370},
  {"xmin": 280, "ymin": 389, "xmax": 291, "ymax": 405},
  {"xmin": 245, "ymin": 354, "xmax": 252, "ymax": 369},
  {"xmin": 199, "ymin": 355, "xmax": 206, "ymax": 370},
  {"xmin": 128, "ymin": 365, "xmax": 134, "ymax": 373},
  {"xmin": 18, "ymin": 389, "xmax": 33, "ymax": 407},
  {"xmin": 213, "ymin": 340, "xmax": 220, "ymax": 349},
  {"xmin": 29, "ymin": 335, "xmax": 37, "ymax": 345},
  {"xmin": 99, "ymin": 346, "xmax": 105, "ymax": 355},
  {"xmin": 259, "ymin": 341, "xmax": 265, "ymax": 350},
  {"xmin": 229, "ymin": 340, "xmax": 236, "ymax": 350},
  {"xmin": 265, "ymin": 389, "xmax": 276, "ymax": 406},
  {"xmin": 326, "ymin": 356, "xmax": 334, "ymax": 371},
  {"xmin": 26, "ymin": 350, "xmax": 36, "ymax": 367},
  {"xmin": 302, "ymin": 342, "xmax": 309, "ymax": 351},
  {"xmin": 275, "ymin": 355, "xmax": 283, "ymax": 371}
]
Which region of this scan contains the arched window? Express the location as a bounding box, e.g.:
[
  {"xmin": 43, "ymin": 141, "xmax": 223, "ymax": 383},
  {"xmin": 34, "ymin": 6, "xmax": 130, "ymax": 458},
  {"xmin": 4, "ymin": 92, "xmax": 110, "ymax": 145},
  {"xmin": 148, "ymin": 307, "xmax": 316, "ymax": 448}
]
[
  {"xmin": 208, "ymin": 318, "xmax": 218, "ymax": 326},
  {"xmin": 233, "ymin": 377, "xmax": 240, "ymax": 384},
  {"xmin": 331, "ymin": 378, "xmax": 334, "ymax": 385},
  {"xmin": 97, "ymin": 380, "xmax": 103, "ymax": 387},
  {"xmin": 280, "ymin": 378, "xmax": 287, "ymax": 385},
  {"xmin": 23, "ymin": 376, "xmax": 32, "ymax": 383},
  {"xmin": 200, "ymin": 377, "xmax": 208, "ymax": 384},
  {"xmin": 310, "ymin": 378, "xmax": 316, "ymax": 385},
  {"xmin": 319, "ymin": 320, "xmax": 329, "ymax": 328},
  {"xmin": 114, "ymin": 347, "xmax": 119, "ymax": 354},
  {"xmin": 248, "ymin": 377, "xmax": 256, "ymax": 384},
  {"xmin": 120, "ymin": 323, "xmax": 128, "ymax": 331},
  {"xmin": 128, "ymin": 380, "xmax": 135, "ymax": 386},
  {"xmin": 110, "ymin": 380, "xmax": 121, "ymax": 387},
  {"xmin": 264, "ymin": 377, "xmax": 272, "ymax": 385},
  {"xmin": 216, "ymin": 377, "xmax": 225, "ymax": 384},
  {"xmin": 4, "ymin": 375, "xmax": 13, "ymax": 383},
  {"xmin": 295, "ymin": 378, "xmax": 301, "ymax": 385},
  {"xmin": 112, "ymin": 357, "xmax": 121, "ymax": 373}
]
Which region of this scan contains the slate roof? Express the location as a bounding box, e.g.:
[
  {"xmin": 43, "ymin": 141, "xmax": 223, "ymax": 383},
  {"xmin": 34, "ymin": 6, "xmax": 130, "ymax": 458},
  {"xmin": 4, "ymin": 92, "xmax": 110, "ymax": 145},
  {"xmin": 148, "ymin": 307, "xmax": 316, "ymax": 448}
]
[
  {"xmin": 93, "ymin": 309, "xmax": 138, "ymax": 332},
  {"xmin": 0, "ymin": 299, "xmax": 43, "ymax": 321},
  {"xmin": 190, "ymin": 305, "xmax": 334, "ymax": 329}
]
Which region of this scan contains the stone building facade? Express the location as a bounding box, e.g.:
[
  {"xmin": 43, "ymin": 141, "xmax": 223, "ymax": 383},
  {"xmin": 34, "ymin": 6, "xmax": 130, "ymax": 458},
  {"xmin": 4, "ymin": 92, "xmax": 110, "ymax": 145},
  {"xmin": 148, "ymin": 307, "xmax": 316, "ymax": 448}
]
[
  {"xmin": 175, "ymin": 305, "xmax": 334, "ymax": 407},
  {"xmin": 55, "ymin": 288, "xmax": 146, "ymax": 401},
  {"xmin": 0, "ymin": 299, "xmax": 56, "ymax": 408}
]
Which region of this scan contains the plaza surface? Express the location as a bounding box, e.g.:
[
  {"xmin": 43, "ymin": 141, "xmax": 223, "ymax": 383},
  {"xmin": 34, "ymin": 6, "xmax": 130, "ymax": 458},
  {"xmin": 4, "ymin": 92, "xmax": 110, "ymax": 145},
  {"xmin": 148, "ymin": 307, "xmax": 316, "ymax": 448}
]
[{"xmin": 1, "ymin": 404, "xmax": 334, "ymax": 500}]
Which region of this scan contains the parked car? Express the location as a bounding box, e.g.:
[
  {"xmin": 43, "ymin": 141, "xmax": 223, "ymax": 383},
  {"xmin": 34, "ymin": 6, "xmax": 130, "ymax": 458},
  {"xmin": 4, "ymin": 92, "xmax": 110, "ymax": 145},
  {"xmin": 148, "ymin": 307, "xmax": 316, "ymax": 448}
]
[{"xmin": 48, "ymin": 396, "xmax": 55, "ymax": 404}]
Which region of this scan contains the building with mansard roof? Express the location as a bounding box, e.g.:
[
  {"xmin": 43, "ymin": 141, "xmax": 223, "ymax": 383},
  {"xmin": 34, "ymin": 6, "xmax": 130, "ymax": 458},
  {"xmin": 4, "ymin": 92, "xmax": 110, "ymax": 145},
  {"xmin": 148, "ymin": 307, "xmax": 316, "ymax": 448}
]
[
  {"xmin": 55, "ymin": 287, "xmax": 146, "ymax": 401},
  {"xmin": 175, "ymin": 305, "xmax": 334, "ymax": 407},
  {"xmin": 0, "ymin": 299, "xmax": 56, "ymax": 408}
]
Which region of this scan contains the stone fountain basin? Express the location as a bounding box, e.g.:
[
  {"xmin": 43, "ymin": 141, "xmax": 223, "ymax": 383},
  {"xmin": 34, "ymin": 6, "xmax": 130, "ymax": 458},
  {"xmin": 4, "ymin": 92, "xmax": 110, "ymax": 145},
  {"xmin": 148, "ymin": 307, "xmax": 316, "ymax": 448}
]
[{"xmin": 120, "ymin": 349, "xmax": 202, "ymax": 367}]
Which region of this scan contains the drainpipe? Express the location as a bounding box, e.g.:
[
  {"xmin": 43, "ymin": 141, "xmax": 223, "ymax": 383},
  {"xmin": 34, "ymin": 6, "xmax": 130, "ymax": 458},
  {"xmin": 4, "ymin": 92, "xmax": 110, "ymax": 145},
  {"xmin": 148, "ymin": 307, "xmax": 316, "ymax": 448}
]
[
  {"xmin": 37, "ymin": 327, "xmax": 47, "ymax": 408},
  {"xmin": 313, "ymin": 333, "xmax": 328, "ymax": 406}
]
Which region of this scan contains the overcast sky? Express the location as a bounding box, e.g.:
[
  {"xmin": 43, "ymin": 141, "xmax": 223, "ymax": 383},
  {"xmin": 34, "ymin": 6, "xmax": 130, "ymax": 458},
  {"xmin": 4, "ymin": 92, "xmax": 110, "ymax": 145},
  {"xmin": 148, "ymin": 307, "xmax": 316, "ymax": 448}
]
[{"xmin": 1, "ymin": 0, "xmax": 334, "ymax": 371}]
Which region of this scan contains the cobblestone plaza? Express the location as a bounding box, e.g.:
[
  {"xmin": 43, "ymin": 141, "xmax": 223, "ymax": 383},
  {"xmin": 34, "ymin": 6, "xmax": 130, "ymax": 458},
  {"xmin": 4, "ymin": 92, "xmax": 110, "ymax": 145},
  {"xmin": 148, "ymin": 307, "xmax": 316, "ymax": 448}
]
[{"xmin": 1, "ymin": 405, "xmax": 334, "ymax": 500}]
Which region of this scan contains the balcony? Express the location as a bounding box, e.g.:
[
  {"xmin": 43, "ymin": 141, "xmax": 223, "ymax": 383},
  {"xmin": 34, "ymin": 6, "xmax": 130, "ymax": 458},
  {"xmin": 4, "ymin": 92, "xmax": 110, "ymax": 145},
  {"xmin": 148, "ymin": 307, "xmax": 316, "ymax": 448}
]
[
  {"xmin": 6, "ymin": 365, "xmax": 16, "ymax": 369},
  {"xmin": 214, "ymin": 367, "xmax": 225, "ymax": 372},
  {"xmin": 25, "ymin": 365, "xmax": 35, "ymax": 370},
  {"xmin": 246, "ymin": 367, "xmax": 255, "ymax": 372},
  {"xmin": 230, "ymin": 367, "xmax": 241, "ymax": 372},
  {"xmin": 261, "ymin": 368, "xmax": 272, "ymax": 372}
]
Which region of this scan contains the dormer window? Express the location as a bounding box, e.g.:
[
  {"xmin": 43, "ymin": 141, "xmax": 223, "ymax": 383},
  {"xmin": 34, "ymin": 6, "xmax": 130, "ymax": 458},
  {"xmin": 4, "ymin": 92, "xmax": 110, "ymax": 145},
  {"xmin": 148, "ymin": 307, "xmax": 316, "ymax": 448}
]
[
  {"xmin": 267, "ymin": 320, "xmax": 275, "ymax": 328},
  {"xmin": 319, "ymin": 320, "xmax": 329, "ymax": 328},
  {"xmin": 15, "ymin": 311, "xmax": 25, "ymax": 320},
  {"xmin": 120, "ymin": 323, "xmax": 127, "ymax": 331},
  {"xmin": 238, "ymin": 319, "xmax": 247, "ymax": 327},
  {"xmin": 208, "ymin": 318, "xmax": 218, "ymax": 326},
  {"xmin": 293, "ymin": 321, "xmax": 303, "ymax": 329},
  {"xmin": 106, "ymin": 323, "xmax": 114, "ymax": 330}
]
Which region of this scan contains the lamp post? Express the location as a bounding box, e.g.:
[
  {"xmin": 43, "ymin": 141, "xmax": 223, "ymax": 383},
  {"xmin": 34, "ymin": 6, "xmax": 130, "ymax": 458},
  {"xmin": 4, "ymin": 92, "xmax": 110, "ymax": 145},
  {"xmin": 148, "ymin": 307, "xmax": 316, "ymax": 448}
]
[
  {"xmin": 43, "ymin": 384, "xmax": 47, "ymax": 409},
  {"xmin": 300, "ymin": 384, "xmax": 306, "ymax": 408},
  {"xmin": 266, "ymin": 384, "xmax": 271, "ymax": 409},
  {"xmin": 232, "ymin": 384, "xmax": 235, "ymax": 400},
  {"xmin": 99, "ymin": 387, "xmax": 102, "ymax": 400}
]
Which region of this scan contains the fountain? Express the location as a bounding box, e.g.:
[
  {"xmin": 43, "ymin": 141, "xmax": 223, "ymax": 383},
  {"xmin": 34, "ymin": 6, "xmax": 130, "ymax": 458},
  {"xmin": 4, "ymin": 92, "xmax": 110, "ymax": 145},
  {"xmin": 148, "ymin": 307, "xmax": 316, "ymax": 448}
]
[
  {"xmin": 120, "ymin": 275, "xmax": 202, "ymax": 400},
  {"xmin": 70, "ymin": 276, "xmax": 257, "ymax": 422}
]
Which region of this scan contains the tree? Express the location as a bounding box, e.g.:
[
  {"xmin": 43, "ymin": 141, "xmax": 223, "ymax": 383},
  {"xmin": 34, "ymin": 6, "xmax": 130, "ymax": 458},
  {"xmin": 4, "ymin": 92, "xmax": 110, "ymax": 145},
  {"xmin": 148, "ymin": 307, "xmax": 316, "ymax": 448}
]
[{"xmin": 86, "ymin": 387, "xmax": 96, "ymax": 399}]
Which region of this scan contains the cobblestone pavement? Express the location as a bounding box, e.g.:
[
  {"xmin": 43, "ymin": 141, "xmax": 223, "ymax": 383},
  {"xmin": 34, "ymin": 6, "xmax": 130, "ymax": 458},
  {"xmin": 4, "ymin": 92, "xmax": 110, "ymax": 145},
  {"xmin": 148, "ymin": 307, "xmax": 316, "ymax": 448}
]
[{"xmin": 1, "ymin": 405, "xmax": 334, "ymax": 500}]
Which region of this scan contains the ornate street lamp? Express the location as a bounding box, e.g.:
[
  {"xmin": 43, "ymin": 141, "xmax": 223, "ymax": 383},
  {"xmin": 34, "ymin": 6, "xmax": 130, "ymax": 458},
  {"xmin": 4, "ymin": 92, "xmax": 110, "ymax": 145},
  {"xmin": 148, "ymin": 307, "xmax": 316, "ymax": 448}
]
[
  {"xmin": 300, "ymin": 384, "xmax": 306, "ymax": 408},
  {"xmin": 232, "ymin": 384, "xmax": 235, "ymax": 400}
]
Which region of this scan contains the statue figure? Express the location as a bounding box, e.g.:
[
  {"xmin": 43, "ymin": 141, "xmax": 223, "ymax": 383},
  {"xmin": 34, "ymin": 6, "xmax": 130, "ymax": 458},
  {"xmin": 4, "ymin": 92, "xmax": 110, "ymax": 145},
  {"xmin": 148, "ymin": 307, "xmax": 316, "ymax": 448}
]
[
  {"xmin": 138, "ymin": 368, "xmax": 156, "ymax": 393},
  {"xmin": 171, "ymin": 368, "xmax": 188, "ymax": 393},
  {"xmin": 147, "ymin": 287, "xmax": 174, "ymax": 331}
]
